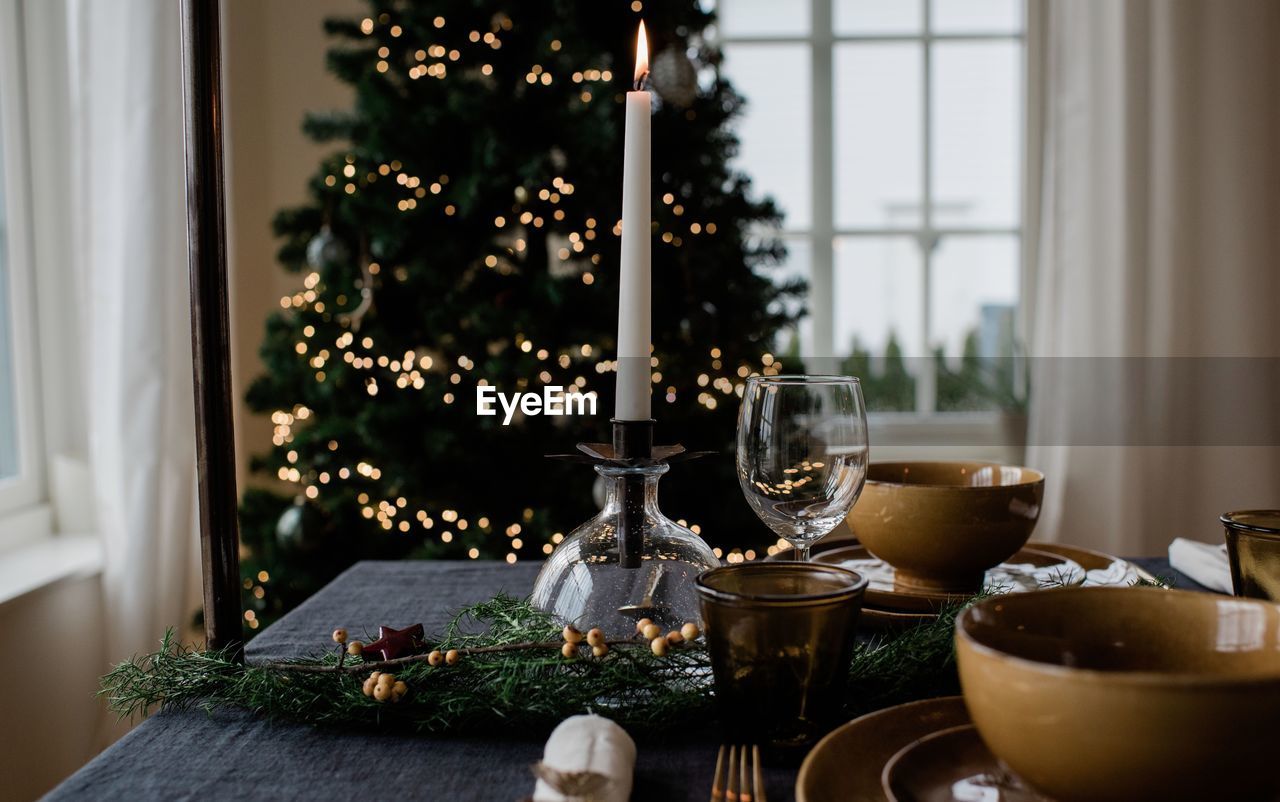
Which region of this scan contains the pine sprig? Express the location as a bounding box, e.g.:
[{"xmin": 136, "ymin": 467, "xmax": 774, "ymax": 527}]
[
  {"xmin": 101, "ymin": 595, "xmax": 967, "ymax": 736},
  {"xmin": 847, "ymin": 604, "xmax": 968, "ymax": 713},
  {"xmin": 438, "ymin": 592, "xmax": 564, "ymax": 646}
]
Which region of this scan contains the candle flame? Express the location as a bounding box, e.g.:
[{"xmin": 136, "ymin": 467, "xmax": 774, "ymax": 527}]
[{"xmin": 634, "ymin": 21, "xmax": 649, "ymax": 89}]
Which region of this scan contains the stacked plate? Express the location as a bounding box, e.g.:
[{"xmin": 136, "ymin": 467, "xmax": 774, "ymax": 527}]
[
  {"xmin": 796, "ymin": 697, "xmax": 1050, "ymax": 801},
  {"xmin": 809, "ymin": 541, "xmax": 1142, "ymax": 629},
  {"xmin": 796, "ymin": 696, "xmax": 1049, "ymax": 802}
]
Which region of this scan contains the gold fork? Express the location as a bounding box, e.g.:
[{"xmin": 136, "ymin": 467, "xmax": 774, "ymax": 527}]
[{"xmin": 710, "ymin": 744, "xmax": 766, "ymax": 802}]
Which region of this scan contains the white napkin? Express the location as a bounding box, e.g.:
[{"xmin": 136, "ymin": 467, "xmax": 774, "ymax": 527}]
[
  {"xmin": 838, "ymin": 555, "xmax": 1138, "ymax": 594},
  {"xmin": 1168, "ymin": 538, "xmax": 1233, "ymax": 593},
  {"xmin": 1080, "ymin": 557, "xmax": 1140, "ymax": 587},
  {"xmin": 532, "ymin": 714, "xmax": 636, "ymax": 802}
]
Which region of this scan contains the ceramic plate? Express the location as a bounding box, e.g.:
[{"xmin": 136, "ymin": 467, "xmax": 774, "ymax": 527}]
[
  {"xmin": 795, "ymin": 697, "xmax": 970, "ymax": 802},
  {"xmin": 1028, "ymin": 540, "xmax": 1150, "ymax": 583},
  {"xmin": 859, "ymin": 605, "xmax": 937, "ymax": 631},
  {"xmin": 815, "ymin": 545, "xmax": 1083, "ymax": 613},
  {"xmin": 882, "ymin": 725, "xmax": 1050, "ymax": 802},
  {"xmin": 766, "ymin": 536, "xmax": 860, "ymax": 562}
]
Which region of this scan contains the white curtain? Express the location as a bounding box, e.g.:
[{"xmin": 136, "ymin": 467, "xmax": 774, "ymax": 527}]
[
  {"xmin": 64, "ymin": 0, "xmax": 202, "ymax": 660},
  {"xmin": 1027, "ymin": 0, "xmax": 1280, "ymax": 555}
]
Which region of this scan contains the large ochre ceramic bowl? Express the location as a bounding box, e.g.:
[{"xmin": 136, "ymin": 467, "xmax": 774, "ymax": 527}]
[
  {"xmin": 847, "ymin": 461, "xmax": 1044, "ymax": 593},
  {"xmin": 957, "ymin": 587, "xmax": 1280, "ymax": 802}
]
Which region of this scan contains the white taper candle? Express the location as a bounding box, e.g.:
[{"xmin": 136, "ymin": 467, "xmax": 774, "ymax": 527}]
[{"xmin": 615, "ymin": 21, "xmax": 652, "ymax": 421}]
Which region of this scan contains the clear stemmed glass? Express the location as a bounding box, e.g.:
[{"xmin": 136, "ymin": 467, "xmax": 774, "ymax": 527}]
[{"xmin": 736, "ymin": 375, "xmax": 869, "ymax": 562}]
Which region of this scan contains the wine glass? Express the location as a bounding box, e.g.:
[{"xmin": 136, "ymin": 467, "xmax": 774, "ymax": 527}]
[{"xmin": 736, "ymin": 375, "xmax": 869, "ymax": 562}]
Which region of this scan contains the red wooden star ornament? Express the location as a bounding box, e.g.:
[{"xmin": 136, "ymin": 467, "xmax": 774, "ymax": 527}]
[{"xmin": 359, "ymin": 623, "xmax": 426, "ymax": 662}]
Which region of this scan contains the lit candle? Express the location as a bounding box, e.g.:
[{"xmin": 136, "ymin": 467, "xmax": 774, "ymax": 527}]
[{"xmin": 615, "ymin": 21, "xmax": 651, "ymax": 421}]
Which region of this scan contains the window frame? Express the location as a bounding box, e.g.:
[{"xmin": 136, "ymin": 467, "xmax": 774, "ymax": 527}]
[
  {"xmin": 0, "ymin": 0, "xmax": 49, "ymax": 538},
  {"xmin": 717, "ymin": 0, "xmax": 1032, "ymax": 425}
]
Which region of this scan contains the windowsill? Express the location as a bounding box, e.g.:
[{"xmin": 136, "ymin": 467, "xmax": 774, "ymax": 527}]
[{"xmin": 0, "ymin": 535, "xmax": 103, "ymax": 606}]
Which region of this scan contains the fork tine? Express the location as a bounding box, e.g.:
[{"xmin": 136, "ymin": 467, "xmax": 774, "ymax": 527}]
[
  {"xmin": 739, "ymin": 744, "xmax": 752, "ymax": 802},
  {"xmin": 726, "ymin": 745, "xmax": 739, "ymax": 801},
  {"xmin": 753, "ymin": 744, "xmax": 767, "ymax": 802},
  {"xmin": 710, "ymin": 744, "xmax": 726, "ymax": 802}
]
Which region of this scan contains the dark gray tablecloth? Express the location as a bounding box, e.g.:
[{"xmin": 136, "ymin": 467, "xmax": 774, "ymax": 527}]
[{"xmin": 45, "ymin": 557, "xmax": 1195, "ymax": 801}]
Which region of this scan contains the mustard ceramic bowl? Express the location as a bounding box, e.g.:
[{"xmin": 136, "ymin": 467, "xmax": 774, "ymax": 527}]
[
  {"xmin": 847, "ymin": 461, "xmax": 1044, "ymax": 593},
  {"xmin": 957, "ymin": 587, "xmax": 1280, "ymax": 802}
]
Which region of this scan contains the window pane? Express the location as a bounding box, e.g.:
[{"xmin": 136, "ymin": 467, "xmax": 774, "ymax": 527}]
[
  {"xmin": 930, "ymin": 235, "xmax": 1019, "ymax": 410},
  {"xmin": 719, "ymin": 0, "xmax": 809, "ymax": 37},
  {"xmin": 834, "ymin": 236, "xmax": 922, "ymax": 412},
  {"xmin": 835, "ymin": 0, "xmax": 922, "ymax": 35},
  {"xmin": 0, "ymin": 100, "xmax": 16, "ymax": 480},
  {"xmin": 723, "ymin": 44, "xmax": 812, "ymax": 229},
  {"xmin": 930, "ymin": 0, "xmax": 1022, "ymax": 34},
  {"xmin": 762, "ymin": 235, "xmax": 812, "ymax": 357},
  {"xmin": 835, "ymin": 43, "xmax": 923, "ymax": 229},
  {"xmin": 931, "ymin": 41, "xmax": 1020, "ymax": 228}
]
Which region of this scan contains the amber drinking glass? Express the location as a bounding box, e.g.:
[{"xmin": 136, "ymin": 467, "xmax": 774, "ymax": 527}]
[
  {"xmin": 1222, "ymin": 510, "xmax": 1280, "ymax": 601},
  {"xmin": 695, "ymin": 563, "xmax": 868, "ymax": 750}
]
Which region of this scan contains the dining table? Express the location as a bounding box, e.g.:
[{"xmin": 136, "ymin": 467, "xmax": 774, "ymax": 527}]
[{"xmin": 44, "ymin": 556, "xmax": 1198, "ymax": 801}]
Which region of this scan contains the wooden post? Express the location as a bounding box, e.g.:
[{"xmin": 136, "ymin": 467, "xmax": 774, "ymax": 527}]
[{"xmin": 179, "ymin": 0, "xmax": 243, "ymax": 657}]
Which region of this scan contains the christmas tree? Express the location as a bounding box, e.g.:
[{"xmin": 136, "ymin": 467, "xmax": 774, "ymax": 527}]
[{"xmin": 238, "ymin": 0, "xmax": 801, "ymax": 633}]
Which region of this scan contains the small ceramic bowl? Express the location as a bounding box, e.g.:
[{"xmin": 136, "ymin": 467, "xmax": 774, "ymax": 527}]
[
  {"xmin": 847, "ymin": 461, "xmax": 1044, "ymax": 593},
  {"xmin": 957, "ymin": 587, "xmax": 1280, "ymax": 802}
]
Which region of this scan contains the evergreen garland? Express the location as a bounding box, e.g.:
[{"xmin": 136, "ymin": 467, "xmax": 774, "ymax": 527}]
[{"xmin": 104, "ymin": 595, "xmax": 965, "ymax": 736}]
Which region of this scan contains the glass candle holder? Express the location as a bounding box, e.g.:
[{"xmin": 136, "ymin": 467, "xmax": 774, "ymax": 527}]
[
  {"xmin": 1223, "ymin": 510, "xmax": 1280, "ymax": 600},
  {"xmin": 695, "ymin": 562, "xmax": 868, "ymax": 751},
  {"xmin": 531, "ymin": 463, "xmax": 720, "ymax": 637}
]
